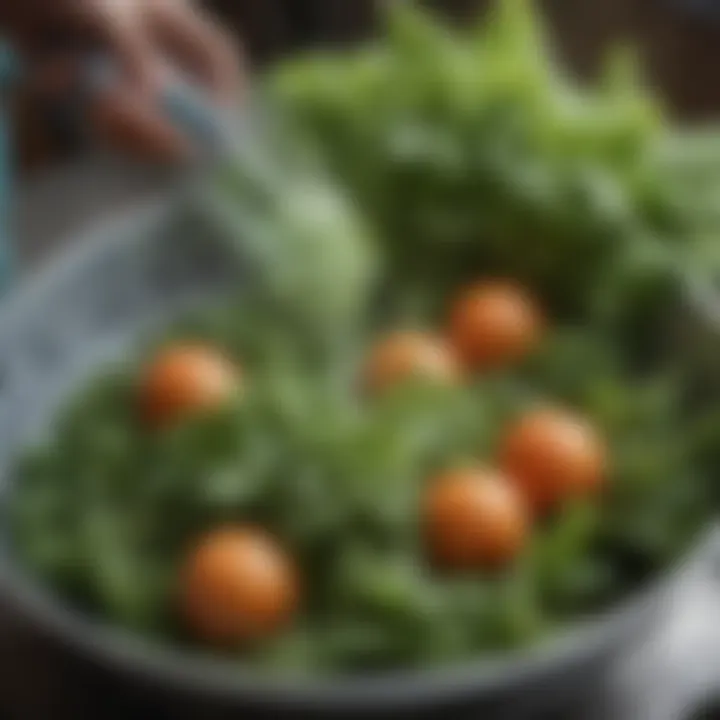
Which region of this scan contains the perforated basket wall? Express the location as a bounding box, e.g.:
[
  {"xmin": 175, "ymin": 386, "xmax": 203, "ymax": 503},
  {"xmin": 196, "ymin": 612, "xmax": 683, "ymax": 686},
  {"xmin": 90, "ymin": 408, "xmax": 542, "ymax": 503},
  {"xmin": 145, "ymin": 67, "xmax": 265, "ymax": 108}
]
[{"xmin": 0, "ymin": 199, "xmax": 242, "ymax": 468}]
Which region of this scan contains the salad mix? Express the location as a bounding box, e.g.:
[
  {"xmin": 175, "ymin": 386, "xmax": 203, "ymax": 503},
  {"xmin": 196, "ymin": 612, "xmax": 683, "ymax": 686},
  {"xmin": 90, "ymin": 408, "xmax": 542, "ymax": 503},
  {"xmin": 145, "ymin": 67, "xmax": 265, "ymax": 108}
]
[{"xmin": 11, "ymin": 1, "xmax": 720, "ymax": 673}]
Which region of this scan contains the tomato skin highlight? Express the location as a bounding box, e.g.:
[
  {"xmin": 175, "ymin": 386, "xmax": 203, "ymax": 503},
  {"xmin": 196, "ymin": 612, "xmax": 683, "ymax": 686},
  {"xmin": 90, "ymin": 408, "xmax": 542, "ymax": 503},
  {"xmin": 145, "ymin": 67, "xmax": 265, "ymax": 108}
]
[
  {"xmin": 140, "ymin": 344, "xmax": 240, "ymax": 427},
  {"xmin": 181, "ymin": 526, "xmax": 299, "ymax": 644},
  {"xmin": 424, "ymin": 466, "xmax": 528, "ymax": 569},
  {"xmin": 449, "ymin": 280, "xmax": 543, "ymax": 371},
  {"xmin": 501, "ymin": 408, "xmax": 606, "ymax": 512},
  {"xmin": 363, "ymin": 331, "xmax": 460, "ymax": 396}
]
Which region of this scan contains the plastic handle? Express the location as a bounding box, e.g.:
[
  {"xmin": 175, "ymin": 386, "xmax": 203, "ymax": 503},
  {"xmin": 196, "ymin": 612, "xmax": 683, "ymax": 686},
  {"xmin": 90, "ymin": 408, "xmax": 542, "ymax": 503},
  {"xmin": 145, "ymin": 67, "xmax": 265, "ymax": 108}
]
[{"xmin": 0, "ymin": 44, "xmax": 19, "ymax": 288}]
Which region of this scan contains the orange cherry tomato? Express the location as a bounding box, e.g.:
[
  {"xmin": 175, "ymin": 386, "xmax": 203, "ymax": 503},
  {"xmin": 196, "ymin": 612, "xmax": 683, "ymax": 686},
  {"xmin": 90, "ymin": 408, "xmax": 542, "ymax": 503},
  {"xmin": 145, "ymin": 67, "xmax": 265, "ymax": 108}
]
[
  {"xmin": 363, "ymin": 331, "xmax": 460, "ymax": 396},
  {"xmin": 181, "ymin": 526, "xmax": 299, "ymax": 644},
  {"xmin": 140, "ymin": 344, "xmax": 240, "ymax": 427},
  {"xmin": 501, "ymin": 408, "xmax": 606, "ymax": 512},
  {"xmin": 423, "ymin": 466, "xmax": 528, "ymax": 569},
  {"xmin": 449, "ymin": 280, "xmax": 543, "ymax": 371}
]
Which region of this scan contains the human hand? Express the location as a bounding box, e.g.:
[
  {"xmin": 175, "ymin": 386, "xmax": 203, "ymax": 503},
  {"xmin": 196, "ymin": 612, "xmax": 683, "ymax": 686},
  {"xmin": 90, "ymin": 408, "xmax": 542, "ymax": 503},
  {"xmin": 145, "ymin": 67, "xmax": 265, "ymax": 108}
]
[{"xmin": 6, "ymin": 0, "xmax": 243, "ymax": 162}]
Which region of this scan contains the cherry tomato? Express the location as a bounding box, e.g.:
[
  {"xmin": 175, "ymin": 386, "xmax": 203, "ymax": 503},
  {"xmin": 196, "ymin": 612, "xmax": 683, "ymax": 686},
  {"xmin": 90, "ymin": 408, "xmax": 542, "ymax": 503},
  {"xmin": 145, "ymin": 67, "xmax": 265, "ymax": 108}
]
[
  {"xmin": 140, "ymin": 344, "xmax": 239, "ymax": 427},
  {"xmin": 423, "ymin": 466, "xmax": 528, "ymax": 569},
  {"xmin": 363, "ymin": 331, "xmax": 459, "ymax": 396},
  {"xmin": 501, "ymin": 408, "xmax": 606, "ymax": 511},
  {"xmin": 181, "ymin": 526, "xmax": 299, "ymax": 644},
  {"xmin": 449, "ymin": 280, "xmax": 543, "ymax": 371}
]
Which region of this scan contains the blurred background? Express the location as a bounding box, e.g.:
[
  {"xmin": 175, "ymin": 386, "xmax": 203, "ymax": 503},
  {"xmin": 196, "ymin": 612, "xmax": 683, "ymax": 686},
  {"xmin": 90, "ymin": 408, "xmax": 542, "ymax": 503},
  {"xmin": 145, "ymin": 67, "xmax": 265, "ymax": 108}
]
[{"xmin": 14, "ymin": 0, "xmax": 720, "ymax": 173}]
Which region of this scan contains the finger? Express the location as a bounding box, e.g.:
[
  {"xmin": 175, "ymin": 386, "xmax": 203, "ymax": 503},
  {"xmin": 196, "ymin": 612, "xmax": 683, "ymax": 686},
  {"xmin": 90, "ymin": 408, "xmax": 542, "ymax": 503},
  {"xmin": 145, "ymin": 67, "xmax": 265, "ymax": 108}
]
[
  {"xmin": 89, "ymin": 83, "xmax": 193, "ymax": 163},
  {"xmin": 91, "ymin": 1, "xmax": 157, "ymax": 96},
  {"xmin": 151, "ymin": 0, "xmax": 244, "ymax": 104}
]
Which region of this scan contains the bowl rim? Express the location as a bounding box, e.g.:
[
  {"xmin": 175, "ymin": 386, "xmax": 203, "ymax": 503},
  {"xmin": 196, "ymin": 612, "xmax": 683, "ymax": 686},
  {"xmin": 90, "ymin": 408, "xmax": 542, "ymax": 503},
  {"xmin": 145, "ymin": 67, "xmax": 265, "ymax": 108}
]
[
  {"xmin": 0, "ymin": 198, "xmax": 716, "ymax": 712},
  {"xmin": 1, "ymin": 528, "xmax": 701, "ymax": 712}
]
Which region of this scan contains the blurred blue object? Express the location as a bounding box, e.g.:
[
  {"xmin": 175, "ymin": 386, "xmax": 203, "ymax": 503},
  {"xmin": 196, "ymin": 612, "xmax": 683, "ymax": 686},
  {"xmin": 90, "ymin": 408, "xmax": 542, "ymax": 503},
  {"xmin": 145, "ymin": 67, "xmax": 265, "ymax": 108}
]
[{"xmin": 0, "ymin": 43, "xmax": 16, "ymax": 289}]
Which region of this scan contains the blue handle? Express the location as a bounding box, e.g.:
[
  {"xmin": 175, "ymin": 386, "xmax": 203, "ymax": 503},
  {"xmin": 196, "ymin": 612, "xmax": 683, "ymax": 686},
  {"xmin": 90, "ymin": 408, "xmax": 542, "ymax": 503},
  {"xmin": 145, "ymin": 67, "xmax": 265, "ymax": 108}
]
[
  {"xmin": 161, "ymin": 81, "xmax": 226, "ymax": 154},
  {"xmin": 0, "ymin": 44, "xmax": 18, "ymax": 288}
]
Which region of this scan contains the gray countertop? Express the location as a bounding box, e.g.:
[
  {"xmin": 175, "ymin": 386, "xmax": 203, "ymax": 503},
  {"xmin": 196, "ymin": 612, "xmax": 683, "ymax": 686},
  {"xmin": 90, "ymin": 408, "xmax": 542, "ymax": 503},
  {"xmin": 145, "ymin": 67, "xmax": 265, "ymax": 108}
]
[{"xmin": 5, "ymin": 157, "xmax": 720, "ymax": 720}]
